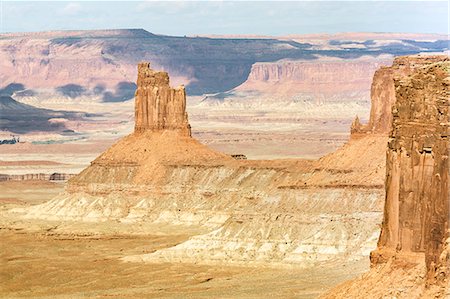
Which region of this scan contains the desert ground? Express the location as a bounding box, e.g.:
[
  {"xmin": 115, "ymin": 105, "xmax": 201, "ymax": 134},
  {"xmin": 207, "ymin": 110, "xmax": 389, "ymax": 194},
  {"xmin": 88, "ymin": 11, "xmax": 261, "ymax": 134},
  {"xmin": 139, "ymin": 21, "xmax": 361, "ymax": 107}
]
[{"xmin": 0, "ymin": 180, "xmax": 368, "ymax": 299}]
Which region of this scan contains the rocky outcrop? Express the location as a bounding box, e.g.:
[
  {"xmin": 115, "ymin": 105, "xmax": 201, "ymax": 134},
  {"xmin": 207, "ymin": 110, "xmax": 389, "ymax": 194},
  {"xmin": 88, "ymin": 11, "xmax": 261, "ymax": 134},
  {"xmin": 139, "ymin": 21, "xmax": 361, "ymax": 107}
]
[
  {"xmin": 363, "ymin": 66, "xmax": 396, "ymax": 134},
  {"xmin": 353, "ymin": 55, "xmax": 450, "ymax": 136},
  {"xmin": 373, "ymin": 57, "xmax": 449, "ymax": 282},
  {"xmin": 323, "ymin": 55, "xmax": 449, "ymax": 298},
  {"xmin": 134, "ymin": 62, "xmax": 191, "ymax": 136}
]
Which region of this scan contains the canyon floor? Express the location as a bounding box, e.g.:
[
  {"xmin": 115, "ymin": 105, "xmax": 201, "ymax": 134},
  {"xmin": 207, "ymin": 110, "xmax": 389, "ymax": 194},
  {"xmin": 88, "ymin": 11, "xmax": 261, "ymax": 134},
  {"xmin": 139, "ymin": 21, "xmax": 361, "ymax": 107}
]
[{"xmin": 0, "ymin": 180, "xmax": 368, "ymax": 299}]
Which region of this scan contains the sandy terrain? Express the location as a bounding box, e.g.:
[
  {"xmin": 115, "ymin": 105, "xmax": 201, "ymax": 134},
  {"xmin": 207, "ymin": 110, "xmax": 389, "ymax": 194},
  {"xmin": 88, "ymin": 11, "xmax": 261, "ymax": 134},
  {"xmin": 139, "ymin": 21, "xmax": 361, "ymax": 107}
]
[
  {"xmin": 0, "ymin": 180, "xmax": 64, "ymax": 205},
  {"xmin": 0, "ymin": 181, "xmax": 368, "ymax": 298}
]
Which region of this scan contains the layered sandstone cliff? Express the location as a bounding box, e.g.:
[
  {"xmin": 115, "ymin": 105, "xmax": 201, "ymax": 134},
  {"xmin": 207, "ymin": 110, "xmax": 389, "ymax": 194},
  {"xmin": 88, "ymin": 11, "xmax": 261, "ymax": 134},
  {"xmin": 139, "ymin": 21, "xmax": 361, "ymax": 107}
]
[
  {"xmin": 235, "ymin": 58, "xmax": 392, "ymax": 97},
  {"xmin": 324, "ymin": 55, "xmax": 449, "ymax": 298},
  {"xmin": 374, "ymin": 57, "xmax": 449, "ymax": 282}
]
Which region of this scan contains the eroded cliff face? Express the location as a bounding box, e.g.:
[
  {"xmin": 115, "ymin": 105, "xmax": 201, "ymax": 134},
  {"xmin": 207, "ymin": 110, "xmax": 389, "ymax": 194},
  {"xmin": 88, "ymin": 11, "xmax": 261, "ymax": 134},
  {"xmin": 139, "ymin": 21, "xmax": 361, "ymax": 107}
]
[
  {"xmin": 324, "ymin": 55, "xmax": 450, "ymax": 299},
  {"xmin": 374, "ymin": 58, "xmax": 449, "ymax": 282},
  {"xmin": 134, "ymin": 62, "xmax": 191, "ymax": 136},
  {"xmin": 363, "ymin": 66, "xmax": 396, "ymax": 134},
  {"xmin": 354, "ymin": 55, "xmax": 449, "ymax": 135}
]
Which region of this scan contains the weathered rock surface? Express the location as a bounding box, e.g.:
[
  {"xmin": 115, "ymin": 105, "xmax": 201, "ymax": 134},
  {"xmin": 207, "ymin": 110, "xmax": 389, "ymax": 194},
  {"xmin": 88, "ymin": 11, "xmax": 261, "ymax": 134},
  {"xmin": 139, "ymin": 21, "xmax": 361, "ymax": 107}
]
[
  {"xmin": 374, "ymin": 56, "xmax": 449, "ymax": 280},
  {"xmin": 134, "ymin": 62, "xmax": 191, "ymax": 136},
  {"xmin": 323, "ymin": 55, "xmax": 449, "ymax": 298},
  {"xmin": 353, "ymin": 55, "xmax": 450, "ymax": 135}
]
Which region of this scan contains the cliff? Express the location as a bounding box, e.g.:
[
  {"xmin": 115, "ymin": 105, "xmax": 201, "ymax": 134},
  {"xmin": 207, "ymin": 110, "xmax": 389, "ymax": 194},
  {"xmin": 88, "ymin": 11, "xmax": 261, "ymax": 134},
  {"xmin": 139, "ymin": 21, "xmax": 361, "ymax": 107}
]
[
  {"xmin": 134, "ymin": 62, "xmax": 191, "ymax": 136},
  {"xmin": 373, "ymin": 57, "xmax": 449, "ymax": 282},
  {"xmin": 354, "ymin": 55, "xmax": 450, "ymax": 135},
  {"xmin": 236, "ymin": 58, "xmax": 392, "ymax": 96},
  {"xmin": 323, "ymin": 55, "xmax": 450, "ymax": 298}
]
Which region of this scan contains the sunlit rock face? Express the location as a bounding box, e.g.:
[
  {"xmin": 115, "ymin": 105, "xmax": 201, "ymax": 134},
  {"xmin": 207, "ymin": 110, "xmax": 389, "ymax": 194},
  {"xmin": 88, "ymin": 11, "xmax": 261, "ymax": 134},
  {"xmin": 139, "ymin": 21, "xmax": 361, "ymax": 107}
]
[
  {"xmin": 134, "ymin": 62, "xmax": 191, "ymax": 136},
  {"xmin": 374, "ymin": 56, "xmax": 449, "ymax": 283},
  {"xmin": 242, "ymin": 59, "xmax": 390, "ymax": 95},
  {"xmin": 353, "ymin": 55, "xmax": 449, "ymax": 136},
  {"xmin": 322, "ymin": 55, "xmax": 449, "ymax": 299}
]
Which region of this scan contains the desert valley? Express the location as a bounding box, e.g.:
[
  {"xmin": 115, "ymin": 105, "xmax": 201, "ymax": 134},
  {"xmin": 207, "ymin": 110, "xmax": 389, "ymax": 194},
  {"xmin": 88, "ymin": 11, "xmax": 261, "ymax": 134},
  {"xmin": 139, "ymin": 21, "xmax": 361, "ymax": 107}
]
[{"xmin": 0, "ymin": 21, "xmax": 449, "ymax": 299}]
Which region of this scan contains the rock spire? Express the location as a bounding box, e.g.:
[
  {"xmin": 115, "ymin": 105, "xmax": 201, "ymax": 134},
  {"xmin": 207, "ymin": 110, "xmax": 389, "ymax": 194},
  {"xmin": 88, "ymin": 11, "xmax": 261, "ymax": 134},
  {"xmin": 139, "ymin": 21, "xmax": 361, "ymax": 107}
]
[{"xmin": 134, "ymin": 62, "xmax": 191, "ymax": 136}]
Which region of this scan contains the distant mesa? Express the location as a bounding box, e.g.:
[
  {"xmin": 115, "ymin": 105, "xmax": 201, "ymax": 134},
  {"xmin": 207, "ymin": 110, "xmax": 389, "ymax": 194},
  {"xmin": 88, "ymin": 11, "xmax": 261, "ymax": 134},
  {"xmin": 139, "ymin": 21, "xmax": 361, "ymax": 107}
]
[{"xmin": 1, "ymin": 29, "xmax": 448, "ymax": 97}]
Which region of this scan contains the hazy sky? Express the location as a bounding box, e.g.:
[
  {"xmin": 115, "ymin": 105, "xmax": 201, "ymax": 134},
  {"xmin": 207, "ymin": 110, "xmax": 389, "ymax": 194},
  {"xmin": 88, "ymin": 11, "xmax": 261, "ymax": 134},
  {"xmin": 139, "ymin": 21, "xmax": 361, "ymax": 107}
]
[{"xmin": 1, "ymin": 1, "xmax": 448, "ymax": 36}]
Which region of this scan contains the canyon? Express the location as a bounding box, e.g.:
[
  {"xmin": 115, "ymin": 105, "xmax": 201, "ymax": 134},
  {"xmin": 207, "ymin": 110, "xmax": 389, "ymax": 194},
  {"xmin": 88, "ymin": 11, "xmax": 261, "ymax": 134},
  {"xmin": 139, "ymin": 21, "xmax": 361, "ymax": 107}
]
[
  {"xmin": 1, "ymin": 29, "xmax": 446, "ymax": 97},
  {"xmin": 7, "ymin": 62, "xmax": 387, "ymax": 269},
  {"xmin": 1, "ymin": 51, "xmax": 448, "ymax": 297}
]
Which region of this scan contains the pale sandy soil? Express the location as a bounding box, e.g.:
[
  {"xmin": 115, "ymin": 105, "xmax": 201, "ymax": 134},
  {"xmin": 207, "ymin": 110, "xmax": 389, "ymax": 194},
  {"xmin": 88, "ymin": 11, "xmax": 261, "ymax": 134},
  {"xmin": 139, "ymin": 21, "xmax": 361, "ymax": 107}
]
[
  {"xmin": 0, "ymin": 181, "xmax": 65, "ymax": 205},
  {"xmin": 0, "ymin": 181, "xmax": 368, "ymax": 299}
]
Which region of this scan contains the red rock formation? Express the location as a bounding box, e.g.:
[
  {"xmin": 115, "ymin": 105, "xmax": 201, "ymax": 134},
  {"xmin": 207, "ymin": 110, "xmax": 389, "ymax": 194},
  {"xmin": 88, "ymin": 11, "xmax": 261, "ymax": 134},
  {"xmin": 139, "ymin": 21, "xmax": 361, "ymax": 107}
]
[
  {"xmin": 134, "ymin": 62, "xmax": 191, "ymax": 136},
  {"xmin": 372, "ymin": 57, "xmax": 449, "ymax": 282},
  {"xmin": 350, "ymin": 115, "xmax": 363, "ymax": 135},
  {"xmin": 322, "ymin": 55, "xmax": 449, "ymax": 299},
  {"xmin": 364, "ymin": 66, "xmax": 396, "ymax": 134},
  {"xmin": 353, "ymin": 55, "xmax": 450, "ymax": 136}
]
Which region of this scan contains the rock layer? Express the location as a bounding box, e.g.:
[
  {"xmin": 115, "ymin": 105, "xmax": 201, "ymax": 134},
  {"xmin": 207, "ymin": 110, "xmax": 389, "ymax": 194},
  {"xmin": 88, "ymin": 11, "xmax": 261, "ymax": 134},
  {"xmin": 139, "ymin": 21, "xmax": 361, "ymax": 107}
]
[
  {"xmin": 0, "ymin": 173, "xmax": 76, "ymax": 181},
  {"xmin": 235, "ymin": 58, "xmax": 392, "ymax": 98},
  {"xmin": 134, "ymin": 62, "xmax": 191, "ymax": 136}
]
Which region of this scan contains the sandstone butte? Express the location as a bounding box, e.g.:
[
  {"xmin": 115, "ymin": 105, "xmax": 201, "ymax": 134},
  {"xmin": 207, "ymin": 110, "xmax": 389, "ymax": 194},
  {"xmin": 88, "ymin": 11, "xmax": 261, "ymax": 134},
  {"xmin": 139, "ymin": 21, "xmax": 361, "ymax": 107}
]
[{"xmin": 19, "ymin": 56, "xmax": 449, "ymax": 297}]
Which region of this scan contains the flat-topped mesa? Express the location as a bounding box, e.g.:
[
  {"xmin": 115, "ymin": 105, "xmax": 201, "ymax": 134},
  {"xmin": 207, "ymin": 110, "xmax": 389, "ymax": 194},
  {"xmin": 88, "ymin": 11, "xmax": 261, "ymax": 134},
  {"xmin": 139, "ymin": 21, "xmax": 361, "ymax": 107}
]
[
  {"xmin": 134, "ymin": 62, "xmax": 191, "ymax": 136},
  {"xmin": 372, "ymin": 57, "xmax": 449, "ymax": 284},
  {"xmin": 352, "ymin": 55, "xmax": 450, "ymax": 136}
]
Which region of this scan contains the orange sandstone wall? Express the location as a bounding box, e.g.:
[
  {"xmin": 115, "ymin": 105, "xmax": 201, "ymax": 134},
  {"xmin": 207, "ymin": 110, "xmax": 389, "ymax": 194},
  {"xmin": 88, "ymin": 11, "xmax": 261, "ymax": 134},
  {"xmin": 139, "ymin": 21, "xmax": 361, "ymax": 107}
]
[{"xmin": 372, "ymin": 56, "xmax": 449, "ymax": 283}]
